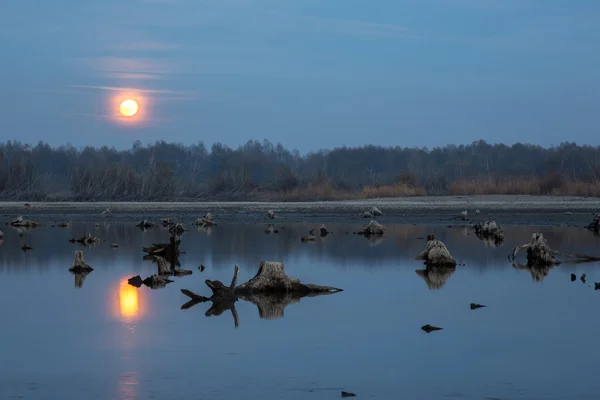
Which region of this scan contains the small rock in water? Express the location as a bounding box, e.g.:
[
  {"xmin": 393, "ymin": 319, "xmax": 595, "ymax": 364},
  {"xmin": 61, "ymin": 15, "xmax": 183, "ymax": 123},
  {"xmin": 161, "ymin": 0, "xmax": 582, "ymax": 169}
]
[
  {"xmin": 581, "ymin": 273, "xmax": 587, "ymax": 283},
  {"xmin": 470, "ymin": 303, "xmax": 486, "ymax": 310},
  {"xmin": 110, "ymin": 243, "xmax": 119, "ymax": 248},
  {"xmin": 595, "ymin": 282, "xmax": 600, "ymax": 290},
  {"xmin": 571, "ymin": 273, "xmax": 577, "ymax": 282},
  {"xmin": 128, "ymin": 275, "xmax": 143, "ymax": 288},
  {"xmin": 341, "ymin": 391, "xmax": 356, "ymax": 397},
  {"xmin": 199, "ymin": 264, "xmax": 205, "ymax": 272},
  {"xmin": 421, "ymin": 324, "xmax": 443, "ymax": 333}
]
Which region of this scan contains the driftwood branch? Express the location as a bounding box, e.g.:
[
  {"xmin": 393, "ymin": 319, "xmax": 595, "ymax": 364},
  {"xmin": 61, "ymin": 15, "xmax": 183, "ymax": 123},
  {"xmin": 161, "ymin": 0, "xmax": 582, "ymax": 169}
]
[{"xmin": 511, "ymin": 233, "xmax": 600, "ymax": 267}]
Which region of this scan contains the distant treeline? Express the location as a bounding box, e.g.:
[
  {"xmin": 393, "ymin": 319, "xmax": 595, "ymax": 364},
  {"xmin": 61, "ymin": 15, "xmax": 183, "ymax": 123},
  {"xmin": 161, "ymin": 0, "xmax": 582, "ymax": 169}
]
[{"xmin": 1, "ymin": 139, "xmax": 600, "ymax": 201}]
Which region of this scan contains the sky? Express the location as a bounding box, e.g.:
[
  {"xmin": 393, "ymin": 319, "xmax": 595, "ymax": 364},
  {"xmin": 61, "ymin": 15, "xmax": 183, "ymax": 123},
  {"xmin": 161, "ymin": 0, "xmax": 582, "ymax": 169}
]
[{"xmin": 0, "ymin": 0, "xmax": 599, "ymax": 153}]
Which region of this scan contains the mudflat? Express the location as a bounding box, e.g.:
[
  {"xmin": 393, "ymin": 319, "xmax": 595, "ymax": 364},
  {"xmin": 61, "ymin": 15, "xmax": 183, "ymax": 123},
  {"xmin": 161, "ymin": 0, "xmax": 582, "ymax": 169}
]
[{"xmin": 1, "ymin": 195, "xmax": 599, "ymax": 226}]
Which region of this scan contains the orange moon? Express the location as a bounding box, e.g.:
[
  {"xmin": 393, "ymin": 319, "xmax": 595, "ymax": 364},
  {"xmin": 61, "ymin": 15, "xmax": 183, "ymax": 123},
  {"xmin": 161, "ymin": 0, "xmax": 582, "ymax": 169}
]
[{"xmin": 119, "ymin": 99, "xmax": 139, "ymax": 117}]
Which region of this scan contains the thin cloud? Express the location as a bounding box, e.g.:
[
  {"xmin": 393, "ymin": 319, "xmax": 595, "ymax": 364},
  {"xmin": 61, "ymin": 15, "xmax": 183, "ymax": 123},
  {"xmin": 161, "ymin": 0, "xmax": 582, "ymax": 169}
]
[
  {"xmin": 109, "ymin": 41, "xmax": 183, "ymax": 52},
  {"xmin": 76, "ymin": 56, "xmax": 182, "ymax": 80},
  {"xmin": 70, "ymin": 85, "xmax": 194, "ymax": 97}
]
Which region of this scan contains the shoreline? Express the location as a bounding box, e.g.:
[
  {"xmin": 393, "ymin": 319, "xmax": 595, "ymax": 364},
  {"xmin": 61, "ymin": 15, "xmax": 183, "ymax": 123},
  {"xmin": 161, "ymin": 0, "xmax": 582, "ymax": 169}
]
[{"xmin": 1, "ymin": 195, "xmax": 599, "ymax": 227}]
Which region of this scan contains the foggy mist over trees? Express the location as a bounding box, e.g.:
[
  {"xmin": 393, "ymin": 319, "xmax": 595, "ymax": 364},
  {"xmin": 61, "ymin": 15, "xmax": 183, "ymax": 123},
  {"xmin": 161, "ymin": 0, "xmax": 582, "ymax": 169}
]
[{"xmin": 1, "ymin": 139, "xmax": 599, "ymax": 201}]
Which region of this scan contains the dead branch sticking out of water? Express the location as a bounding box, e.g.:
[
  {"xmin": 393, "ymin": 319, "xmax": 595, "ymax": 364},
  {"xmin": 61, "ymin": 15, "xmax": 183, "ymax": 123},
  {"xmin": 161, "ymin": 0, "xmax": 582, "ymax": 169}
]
[
  {"xmin": 180, "ymin": 262, "xmax": 343, "ymax": 327},
  {"xmin": 472, "ymin": 220, "xmax": 505, "ymax": 244},
  {"xmin": 10, "ymin": 216, "xmax": 39, "ymax": 228},
  {"xmin": 196, "ymin": 213, "xmax": 217, "ymax": 227},
  {"xmin": 510, "ymin": 233, "xmax": 600, "ymax": 267},
  {"xmin": 416, "ymin": 234, "xmax": 457, "ymax": 267},
  {"xmin": 415, "ymin": 266, "xmax": 456, "ymax": 290}
]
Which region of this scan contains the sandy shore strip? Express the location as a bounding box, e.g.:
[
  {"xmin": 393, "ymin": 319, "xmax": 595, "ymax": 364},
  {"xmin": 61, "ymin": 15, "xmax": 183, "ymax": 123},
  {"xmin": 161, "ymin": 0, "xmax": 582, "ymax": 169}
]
[{"xmin": 1, "ymin": 195, "xmax": 599, "ymax": 226}]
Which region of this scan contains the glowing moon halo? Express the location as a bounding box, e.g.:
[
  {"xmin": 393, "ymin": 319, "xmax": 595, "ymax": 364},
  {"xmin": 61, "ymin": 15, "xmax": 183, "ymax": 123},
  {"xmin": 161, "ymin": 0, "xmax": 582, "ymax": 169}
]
[{"xmin": 119, "ymin": 99, "xmax": 139, "ymax": 117}]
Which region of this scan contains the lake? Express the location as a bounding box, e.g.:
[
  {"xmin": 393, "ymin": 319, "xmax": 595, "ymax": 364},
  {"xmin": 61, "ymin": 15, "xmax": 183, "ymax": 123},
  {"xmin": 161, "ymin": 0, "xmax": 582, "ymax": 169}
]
[{"xmin": 0, "ymin": 222, "xmax": 599, "ymax": 400}]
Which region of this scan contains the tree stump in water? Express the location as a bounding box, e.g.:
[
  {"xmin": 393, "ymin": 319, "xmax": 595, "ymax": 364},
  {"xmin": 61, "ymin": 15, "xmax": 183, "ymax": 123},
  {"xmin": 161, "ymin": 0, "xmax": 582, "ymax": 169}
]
[
  {"xmin": 472, "ymin": 220, "xmax": 505, "ymax": 243},
  {"xmin": 358, "ymin": 220, "xmax": 385, "ymax": 236},
  {"xmin": 143, "ymin": 275, "xmax": 174, "ymax": 289},
  {"xmin": 181, "ymin": 262, "xmax": 343, "ymax": 326},
  {"xmin": 10, "ymin": 216, "xmax": 40, "ymax": 228},
  {"xmin": 586, "ymin": 214, "xmax": 600, "ymax": 233},
  {"xmin": 416, "ymin": 234, "xmax": 456, "ymax": 266},
  {"xmin": 136, "ymin": 220, "xmax": 155, "ymax": 229},
  {"xmin": 265, "ymin": 210, "xmax": 275, "ymax": 219},
  {"xmin": 196, "ymin": 213, "xmax": 217, "ymax": 227},
  {"xmin": 69, "ymin": 251, "xmax": 94, "ymax": 274}
]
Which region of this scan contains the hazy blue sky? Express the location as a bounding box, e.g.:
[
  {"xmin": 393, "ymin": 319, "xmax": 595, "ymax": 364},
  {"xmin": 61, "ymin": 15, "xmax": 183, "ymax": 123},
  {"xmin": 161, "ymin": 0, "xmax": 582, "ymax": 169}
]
[{"xmin": 1, "ymin": 0, "xmax": 599, "ymax": 152}]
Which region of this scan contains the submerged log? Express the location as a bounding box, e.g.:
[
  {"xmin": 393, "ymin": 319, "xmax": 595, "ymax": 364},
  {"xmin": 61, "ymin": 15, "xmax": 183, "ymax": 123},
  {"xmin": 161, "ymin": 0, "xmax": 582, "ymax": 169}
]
[
  {"xmin": 511, "ymin": 233, "xmax": 600, "ymax": 267},
  {"xmin": 472, "ymin": 220, "xmax": 505, "ymax": 243},
  {"xmin": 358, "ymin": 220, "xmax": 385, "ymax": 236},
  {"xmin": 416, "ymin": 234, "xmax": 456, "ymax": 266},
  {"xmin": 10, "ymin": 216, "xmax": 39, "ymax": 228},
  {"xmin": 181, "ymin": 262, "xmax": 343, "ymax": 326},
  {"xmin": 415, "ymin": 266, "xmax": 456, "ymax": 290}
]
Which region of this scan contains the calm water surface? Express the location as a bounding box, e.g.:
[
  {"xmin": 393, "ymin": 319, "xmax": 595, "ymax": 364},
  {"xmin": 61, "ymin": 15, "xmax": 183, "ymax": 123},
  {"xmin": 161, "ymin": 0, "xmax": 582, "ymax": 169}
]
[{"xmin": 1, "ymin": 222, "xmax": 599, "ymax": 400}]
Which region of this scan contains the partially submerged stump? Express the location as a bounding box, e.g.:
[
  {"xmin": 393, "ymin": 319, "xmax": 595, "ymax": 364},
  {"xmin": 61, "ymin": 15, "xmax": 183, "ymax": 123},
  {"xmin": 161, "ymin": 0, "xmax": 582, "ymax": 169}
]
[
  {"xmin": 416, "ymin": 234, "xmax": 457, "ymax": 267},
  {"xmin": 510, "ymin": 233, "xmax": 600, "ymax": 267},
  {"xmin": 370, "ymin": 206, "xmax": 383, "ymax": 217},
  {"xmin": 10, "ymin": 216, "xmax": 39, "ymax": 228},
  {"xmin": 160, "ymin": 217, "xmax": 174, "ymax": 227},
  {"xmin": 358, "ymin": 220, "xmax": 385, "ymax": 236},
  {"xmin": 264, "ymin": 210, "xmax": 275, "ymax": 219},
  {"xmin": 586, "ymin": 214, "xmax": 600, "ymax": 232},
  {"xmin": 57, "ymin": 222, "xmax": 71, "ymax": 228},
  {"xmin": 69, "ymin": 251, "xmax": 94, "ymax": 288},
  {"xmin": 136, "ymin": 220, "xmax": 155, "ymax": 229},
  {"xmin": 69, "ymin": 251, "xmax": 94, "ymax": 274},
  {"xmin": 101, "ymin": 208, "xmax": 111, "ymax": 217},
  {"xmin": 180, "ymin": 262, "xmax": 343, "ymax": 326},
  {"xmin": 415, "ymin": 266, "xmax": 456, "ymax": 290},
  {"xmin": 143, "ymin": 236, "xmax": 181, "ymax": 258},
  {"xmin": 301, "ymin": 235, "xmax": 316, "ymax": 243},
  {"xmin": 21, "ymin": 244, "xmax": 33, "ymax": 252},
  {"xmin": 473, "ymin": 220, "xmax": 505, "ymax": 244},
  {"xmin": 142, "ymin": 275, "xmax": 173, "ymax": 289},
  {"xmin": 73, "ymin": 233, "xmax": 102, "ymax": 245},
  {"xmin": 169, "ymin": 223, "xmax": 185, "ymax": 236},
  {"xmin": 196, "ymin": 213, "xmax": 218, "ymax": 227},
  {"xmin": 309, "ymin": 224, "xmax": 329, "ymax": 237}
]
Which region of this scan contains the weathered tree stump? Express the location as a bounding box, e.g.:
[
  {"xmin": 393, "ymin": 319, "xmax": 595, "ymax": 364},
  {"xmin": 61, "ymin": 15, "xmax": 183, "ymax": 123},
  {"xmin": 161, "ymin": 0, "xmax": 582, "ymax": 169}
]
[
  {"xmin": 416, "ymin": 234, "xmax": 456, "ymax": 266},
  {"xmin": 358, "ymin": 220, "xmax": 385, "ymax": 236},
  {"xmin": 181, "ymin": 262, "xmax": 343, "ymax": 326},
  {"xmin": 160, "ymin": 217, "xmax": 174, "ymax": 227},
  {"xmin": 511, "ymin": 233, "xmax": 600, "ymax": 267},
  {"xmin": 265, "ymin": 210, "xmax": 275, "ymax": 219},
  {"xmin": 143, "ymin": 275, "xmax": 174, "ymax": 289},
  {"xmin": 10, "ymin": 216, "xmax": 39, "ymax": 228},
  {"xmin": 472, "ymin": 220, "xmax": 505, "ymax": 243},
  {"xmin": 415, "ymin": 266, "xmax": 456, "ymax": 290},
  {"xmin": 69, "ymin": 251, "xmax": 93, "ymax": 274},
  {"xmin": 101, "ymin": 208, "xmax": 111, "ymax": 217},
  {"xmin": 301, "ymin": 235, "xmax": 316, "ymax": 243},
  {"xmin": 143, "ymin": 236, "xmax": 181, "ymax": 257},
  {"xmin": 370, "ymin": 206, "xmax": 383, "ymax": 217},
  {"xmin": 57, "ymin": 222, "xmax": 71, "ymax": 228}
]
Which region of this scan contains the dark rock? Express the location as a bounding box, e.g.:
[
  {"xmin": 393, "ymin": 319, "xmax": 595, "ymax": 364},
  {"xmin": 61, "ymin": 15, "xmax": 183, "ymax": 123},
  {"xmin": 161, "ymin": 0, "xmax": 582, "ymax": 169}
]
[
  {"xmin": 421, "ymin": 324, "xmax": 443, "ymax": 333},
  {"xmin": 341, "ymin": 391, "xmax": 356, "ymax": 397},
  {"xmin": 470, "ymin": 303, "xmax": 486, "ymax": 310},
  {"xmin": 571, "ymin": 273, "xmax": 577, "ymax": 282},
  {"xmin": 128, "ymin": 275, "xmax": 143, "ymax": 288}
]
